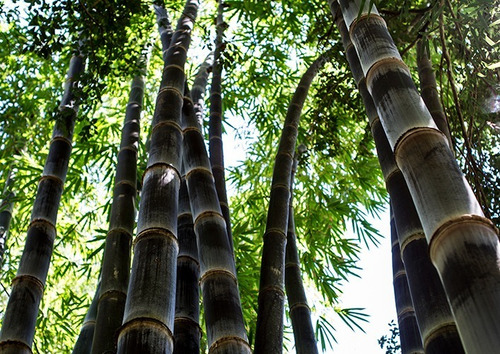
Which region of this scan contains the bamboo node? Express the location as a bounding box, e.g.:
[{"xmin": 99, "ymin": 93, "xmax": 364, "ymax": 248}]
[
  {"xmin": 185, "ymin": 166, "xmax": 214, "ymax": 182},
  {"xmin": 209, "ymin": 135, "xmax": 223, "ymax": 142},
  {"xmin": 289, "ymin": 302, "xmax": 311, "ymax": 313},
  {"xmin": 183, "ymin": 95, "xmax": 194, "ymax": 105},
  {"xmin": 210, "ymin": 91, "xmax": 222, "ymax": 96},
  {"xmin": 106, "ymin": 227, "xmax": 133, "ymax": 239},
  {"xmin": 118, "ymin": 145, "xmax": 138, "ymax": 154},
  {"xmin": 12, "ymin": 274, "xmax": 44, "ymax": 292},
  {"xmin": 113, "ymin": 179, "xmax": 136, "ymax": 191},
  {"xmin": 394, "ymin": 127, "xmax": 448, "ymax": 161},
  {"xmin": 365, "ymin": 57, "xmax": 409, "ymax": 93},
  {"xmin": 211, "ymin": 164, "xmax": 224, "ymax": 172},
  {"xmin": 200, "ymin": 268, "xmax": 237, "ymax": 284},
  {"xmin": 263, "ymin": 228, "xmax": 287, "ymax": 240},
  {"xmin": 183, "ymin": 126, "xmax": 201, "ymax": 135},
  {"xmin": 143, "ymin": 163, "xmax": 182, "ymax": 186},
  {"xmin": 50, "ymin": 135, "xmax": 72, "ymax": 146},
  {"xmin": 423, "ymin": 322, "xmax": 459, "ymax": 350},
  {"xmin": 156, "ymin": 86, "xmax": 183, "ymax": 100},
  {"xmin": 285, "ymin": 262, "xmax": 300, "ymax": 270},
  {"xmin": 38, "ymin": 174, "xmax": 64, "ymax": 185},
  {"xmin": 393, "ymin": 269, "xmax": 407, "ymax": 281},
  {"xmin": 98, "ymin": 289, "xmax": 127, "ymax": 302},
  {"xmin": 174, "ymin": 316, "xmax": 203, "ymax": 335},
  {"xmin": 271, "ymin": 182, "xmax": 290, "ymax": 192},
  {"xmin": 429, "ymin": 214, "xmax": 499, "ymax": 262},
  {"xmin": 0, "ymin": 340, "xmax": 32, "ymax": 352},
  {"xmin": 208, "ymin": 335, "xmax": 251, "ymax": 353},
  {"xmin": 349, "ymin": 13, "xmax": 387, "ymax": 37},
  {"xmin": 151, "ymin": 120, "xmax": 183, "ymax": 135},
  {"xmin": 134, "ymin": 228, "xmax": 178, "ymax": 247},
  {"xmin": 118, "ymin": 317, "xmax": 174, "ymax": 341},
  {"xmin": 194, "ymin": 211, "xmax": 226, "ymax": 227},
  {"xmin": 177, "ymin": 254, "xmax": 200, "ymax": 268},
  {"xmin": 399, "ymin": 232, "xmax": 426, "ymax": 257},
  {"xmin": 397, "ymin": 306, "xmax": 416, "ymax": 321},
  {"xmin": 28, "ymin": 218, "xmax": 57, "ymax": 233},
  {"xmin": 259, "ymin": 285, "xmax": 285, "ymax": 297}
]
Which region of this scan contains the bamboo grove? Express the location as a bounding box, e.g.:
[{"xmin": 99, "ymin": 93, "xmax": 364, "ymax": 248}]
[{"xmin": 0, "ymin": 0, "xmax": 498, "ymax": 353}]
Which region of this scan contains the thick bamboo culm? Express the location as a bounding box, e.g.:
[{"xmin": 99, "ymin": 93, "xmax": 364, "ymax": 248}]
[
  {"xmin": 182, "ymin": 87, "xmax": 250, "ymax": 354},
  {"xmin": 191, "ymin": 53, "xmax": 213, "ymax": 127},
  {"xmin": 416, "ymin": 39, "xmax": 453, "ymax": 148},
  {"xmin": 0, "ymin": 52, "xmax": 84, "ymax": 353},
  {"xmin": 209, "ymin": 0, "xmax": 233, "ymax": 251},
  {"xmin": 285, "ymin": 153, "xmax": 318, "ymax": 354},
  {"xmin": 173, "ymin": 175, "xmax": 201, "ymax": 353},
  {"xmin": 390, "ymin": 209, "xmax": 424, "ymax": 354},
  {"xmin": 73, "ymin": 283, "xmax": 101, "ymax": 354},
  {"xmin": 90, "ymin": 62, "xmax": 147, "ymax": 354},
  {"xmin": 337, "ymin": 1, "xmax": 500, "ymax": 352},
  {"xmin": 255, "ymin": 52, "xmax": 329, "ymax": 353},
  {"xmin": 116, "ymin": 1, "xmax": 199, "ymax": 352},
  {"xmin": 0, "ymin": 173, "xmax": 14, "ymax": 266},
  {"xmin": 330, "ymin": 3, "xmax": 465, "ymax": 352}
]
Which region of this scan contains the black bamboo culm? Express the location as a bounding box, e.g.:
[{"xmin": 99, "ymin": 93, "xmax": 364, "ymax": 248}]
[
  {"xmin": 116, "ymin": 1, "xmax": 198, "ymax": 352},
  {"xmin": 209, "ymin": 0, "xmax": 233, "ymax": 251},
  {"xmin": 337, "ymin": 1, "xmax": 500, "ymax": 352},
  {"xmin": 191, "ymin": 53, "xmax": 213, "ymax": 127},
  {"xmin": 0, "ymin": 173, "xmax": 14, "ymax": 266},
  {"xmin": 154, "ymin": 3, "xmax": 174, "ymax": 63},
  {"xmin": 285, "ymin": 149, "xmax": 318, "ymax": 354},
  {"xmin": 73, "ymin": 283, "xmax": 101, "ymax": 354},
  {"xmin": 182, "ymin": 87, "xmax": 250, "ymax": 353},
  {"xmin": 90, "ymin": 56, "xmax": 149, "ymax": 354},
  {"xmin": 254, "ymin": 51, "xmax": 329, "ymax": 353},
  {"xmin": 330, "ymin": 3, "xmax": 465, "ymax": 352},
  {"xmin": 0, "ymin": 50, "xmax": 85, "ymax": 352},
  {"xmin": 390, "ymin": 208, "xmax": 424, "ymax": 354}
]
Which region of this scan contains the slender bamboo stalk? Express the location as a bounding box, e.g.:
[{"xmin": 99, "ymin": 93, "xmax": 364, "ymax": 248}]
[
  {"xmin": 337, "ymin": 1, "xmax": 500, "ymax": 352},
  {"xmin": 182, "ymin": 86, "xmax": 250, "ymax": 354},
  {"xmin": 285, "ymin": 151, "xmax": 318, "ymax": 354},
  {"xmin": 0, "ymin": 50, "xmax": 85, "ymax": 353},
  {"xmin": 255, "ymin": 52, "xmax": 329, "ymax": 353},
  {"xmin": 390, "ymin": 208, "xmax": 424, "ymax": 354},
  {"xmin": 209, "ymin": 0, "xmax": 233, "ymax": 252},
  {"xmin": 191, "ymin": 53, "xmax": 213, "ymax": 126},
  {"xmin": 0, "ymin": 173, "xmax": 14, "ymax": 266},
  {"xmin": 416, "ymin": 39, "xmax": 452, "ymax": 147},
  {"xmin": 90, "ymin": 57, "xmax": 148, "ymax": 354},
  {"xmin": 330, "ymin": 3, "xmax": 465, "ymax": 352},
  {"xmin": 73, "ymin": 283, "xmax": 101, "ymax": 354},
  {"xmin": 116, "ymin": 1, "xmax": 199, "ymax": 352}
]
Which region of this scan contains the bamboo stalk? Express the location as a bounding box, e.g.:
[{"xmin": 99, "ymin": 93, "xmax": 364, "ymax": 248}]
[
  {"xmin": 255, "ymin": 52, "xmax": 329, "ymax": 353},
  {"xmin": 116, "ymin": 1, "xmax": 199, "ymax": 353},
  {"xmin": 90, "ymin": 62, "xmax": 147, "ymax": 353},
  {"xmin": 0, "ymin": 51, "xmax": 85, "ymax": 352},
  {"xmin": 285, "ymin": 151, "xmax": 318, "ymax": 354},
  {"xmin": 73, "ymin": 283, "xmax": 101, "ymax": 354},
  {"xmin": 0, "ymin": 173, "xmax": 14, "ymax": 266},
  {"xmin": 182, "ymin": 86, "xmax": 250, "ymax": 354},
  {"xmin": 390, "ymin": 208, "xmax": 424, "ymax": 354},
  {"xmin": 330, "ymin": 3, "xmax": 465, "ymax": 351},
  {"xmin": 337, "ymin": 1, "xmax": 500, "ymax": 352},
  {"xmin": 209, "ymin": 0, "xmax": 233, "ymax": 253}
]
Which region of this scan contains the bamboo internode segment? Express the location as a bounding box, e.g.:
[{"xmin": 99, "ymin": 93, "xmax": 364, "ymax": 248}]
[
  {"xmin": 338, "ymin": 0, "xmax": 500, "ymax": 351},
  {"xmin": 73, "ymin": 284, "xmax": 100, "ymax": 354},
  {"xmin": 0, "ymin": 52, "xmax": 84, "ymax": 351}
]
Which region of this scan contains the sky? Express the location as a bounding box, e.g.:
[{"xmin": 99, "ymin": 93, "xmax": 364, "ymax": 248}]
[{"xmin": 223, "ymin": 118, "xmax": 398, "ymax": 353}]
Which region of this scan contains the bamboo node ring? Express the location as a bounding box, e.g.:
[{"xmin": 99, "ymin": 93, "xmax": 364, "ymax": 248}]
[
  {"xmin": 209, "ymin": 335, "xmax": 251, "ymax": 353},
  {"xmin": 200, "ymin": 268, "xmax": 237, "ymax": 284}
]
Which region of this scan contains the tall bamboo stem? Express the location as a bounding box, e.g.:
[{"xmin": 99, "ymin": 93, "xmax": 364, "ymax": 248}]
[
  {"xmin": 337, "ymin": 1, "xmax": 500, "ymax": 352},
  {"xmin": 209, "ymin": 0, "xmax": 233, "ymax": 252},
  {"xmin": 285, "ymin": 152, "xmax": 318, "ymax": 354},
  {"xmin": 255, "ymin": 52, "xmax": 329, "ymax": 353},
  {"xmin": 73, "ymin": 283, "xmax": 101, "ymax": 354},
  {"xmin": 330, "ymin": 3, "xmax": 465, "ymax": 351},
  {"xmin": 0, "ymin": 173, "xmax": 14, "ymax": 266},
  {"xmin": 116, "ymin": 1, "xmax": 199, "ymax": 352},
  {"xmin": 182, "ymin": 86, "xmax": 250, "ymax": 354},
  {"xmin": 0, "ymin": 50, "xmax": 85, "ymax": 353},
  {"xmin": 90, "ymin": 57, "xmax": 147, "ymax": 354}
]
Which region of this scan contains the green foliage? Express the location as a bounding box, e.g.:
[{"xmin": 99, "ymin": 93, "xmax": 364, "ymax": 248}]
[{"xmin": 378, "ymin": 320, "xmax": 401, "ymax": 354}]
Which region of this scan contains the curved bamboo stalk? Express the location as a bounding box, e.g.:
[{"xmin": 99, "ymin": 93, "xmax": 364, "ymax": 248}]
[
  {"xmin": 0, "ymin": 173, "xmax": 14, "ymax": 266},
  {"xmin": 0, "ymin": 50, "xmax": 85, "ymax": 352},
  {"xmin": 182, "ymin": 87, "xmax": 250, "ymax": 354},
  {"xmin": 330, "ymin": 3, "xmax": 465, "ymax": 352},
  {"xmin": 416, "ymin": 39, "xmax": 452, "ymax": 148},
  {"xmin": 73, "ymin": 283, "xmax": 101, "ymax": 354},
  {"xmin": 209, "ymin": 0, "xmax": 233, "ymax": 252},
  {"xmin": 116, "ymin": 1, "xmax": 199, "ymax": 352},
  {"xmin": 337, "ymin": 1, "xmax": 500, "ymax": 352},
  {"xmin": 90, "ymin": 59, "xmax": 148, "ymax": 354},
  {"xmin": 254, "ymin": 52, "xmax": 330, "ymax": 353},
  {"xmin": 285, "ymin": 151, "xmax": 318, "ymax": 354},
  {"xmin": 390, "ymin": 209, "xmax": 424, "ymax": 354}
]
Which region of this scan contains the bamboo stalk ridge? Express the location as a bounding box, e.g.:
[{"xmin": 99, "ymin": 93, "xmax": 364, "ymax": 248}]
[
  {"xmin": 182, "ymin": 87, "xmax": 250, "ymax": 354},
  {"xmin": 209, "ymin": 0, "xmax": 233, "ymax": 252},
  {"xmin": 0, "ymin": 51, "xmax": 85, "ymax": 353},
  {"xmin": 255, "ymin": 52, "xmax": 330, "ymax": 353},
  {"xmin": 73, "ymin": 283, "xmax": 101, "ymax": 354},
  {"xmin": 337, "ymin": 0, "xmax": 500, "ymax": 352},
  {"xmin": 285, "ymin": 150, "xmax": 318, "ymax": 354},
  {"xmin": 330, "ymin": 3, "xmax": 465, "ymax": 352},
  {"xmin": 116, "ymin": 1, "xmax": 199, "ymax": 352},
  {"xmin": 0, "ymin": 173, "xmax": 14, "ymax": 266},
  {"xmin": 390, "ymin": 209, "xmax": 424, "ymax": 354},
  {"xmin": 90, "ymin": 56, "xmax": 148, "ymax": 353}
]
